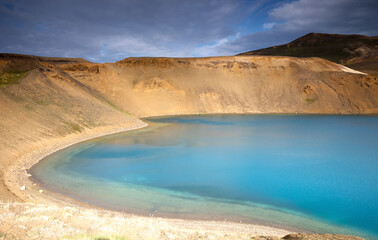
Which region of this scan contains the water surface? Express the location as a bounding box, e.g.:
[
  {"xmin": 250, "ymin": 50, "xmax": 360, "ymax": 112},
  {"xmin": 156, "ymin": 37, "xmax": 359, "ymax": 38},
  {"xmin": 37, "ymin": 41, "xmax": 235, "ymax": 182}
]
[{"xmin": 31, "ymin": 115, "xmax": 378, "ymax": 239}]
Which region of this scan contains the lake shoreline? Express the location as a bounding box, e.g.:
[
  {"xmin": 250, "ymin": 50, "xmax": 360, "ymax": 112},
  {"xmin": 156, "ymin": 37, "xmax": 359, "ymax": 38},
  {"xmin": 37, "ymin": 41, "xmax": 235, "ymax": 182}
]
[{"xmin": 1, "ymin": 117, "xmax": 296, "ymax": 240}]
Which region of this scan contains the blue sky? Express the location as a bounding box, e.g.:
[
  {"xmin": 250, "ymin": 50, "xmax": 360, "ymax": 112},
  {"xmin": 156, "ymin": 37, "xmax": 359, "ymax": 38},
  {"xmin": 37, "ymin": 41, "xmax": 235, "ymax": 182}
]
[{"xmin": 0, "ymin": 0, "xmax": 377, "ymax": 62}]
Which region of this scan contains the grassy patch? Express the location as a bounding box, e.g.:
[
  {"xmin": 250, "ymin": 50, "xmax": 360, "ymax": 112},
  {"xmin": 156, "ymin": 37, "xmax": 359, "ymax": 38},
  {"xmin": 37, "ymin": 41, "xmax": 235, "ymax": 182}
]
[
  {"xmin": 103, "ymin": 98, "xmax": 130, "ymax": 116},
  {"xmin": 305, "ymin": 97, "xmax": 318, "ymax": 104},
  {"xmin": 67, "ymin": 123, "xmax": 82, "ymax": 132},
  {"xmin": 0, "ymin": 71, "xmax": 28, "ymax": 89},
  {"xmin": 33, "ymin": 98, "xmax": 50, "ymax": 106}
]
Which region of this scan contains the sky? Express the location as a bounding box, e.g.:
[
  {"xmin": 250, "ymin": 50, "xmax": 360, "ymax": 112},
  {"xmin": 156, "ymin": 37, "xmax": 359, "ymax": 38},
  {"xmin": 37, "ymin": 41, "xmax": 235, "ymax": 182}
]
[{"xmin": 1, "ymin": 0, "xmax": 377, "ymax": 63}]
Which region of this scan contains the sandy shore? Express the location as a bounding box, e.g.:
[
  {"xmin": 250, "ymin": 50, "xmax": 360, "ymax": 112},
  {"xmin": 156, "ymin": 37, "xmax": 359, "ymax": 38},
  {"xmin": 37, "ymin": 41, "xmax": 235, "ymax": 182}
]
[{"xmin": 0, "ymin": 120, "xmax": 294, "ymax": 240}]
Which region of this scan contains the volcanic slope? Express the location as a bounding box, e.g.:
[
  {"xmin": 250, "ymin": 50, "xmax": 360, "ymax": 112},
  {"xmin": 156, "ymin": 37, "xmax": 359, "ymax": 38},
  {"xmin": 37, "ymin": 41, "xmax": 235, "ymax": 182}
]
[
  {"xmin": 63, "ymin": 56, "xmax": 378, "ymax": 117},
  {"xmin": 238, "ymin": 33, "xmax": 378, "ymax": 75},
  {"xmin": 0, "ymin": 53, "xmax": 143, "ymax": 200}
]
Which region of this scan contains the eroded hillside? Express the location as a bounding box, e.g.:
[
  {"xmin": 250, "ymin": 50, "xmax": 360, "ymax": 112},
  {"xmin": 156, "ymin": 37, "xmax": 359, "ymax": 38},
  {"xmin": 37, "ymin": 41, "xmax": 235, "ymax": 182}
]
[
  {"xmin": 62, "ymin": 56, "xmax": 378, "ymax": 117},
  {"xmin": 0, "ymin": 54, "xmax": 143, "ymax": 200}
]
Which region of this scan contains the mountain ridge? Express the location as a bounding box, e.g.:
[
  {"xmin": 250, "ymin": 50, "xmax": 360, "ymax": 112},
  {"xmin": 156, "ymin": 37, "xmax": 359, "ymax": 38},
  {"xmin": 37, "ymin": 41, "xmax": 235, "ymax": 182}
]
[{"xmin": 238, "ymin": 33, "xmax": 378, "ymax": 75}]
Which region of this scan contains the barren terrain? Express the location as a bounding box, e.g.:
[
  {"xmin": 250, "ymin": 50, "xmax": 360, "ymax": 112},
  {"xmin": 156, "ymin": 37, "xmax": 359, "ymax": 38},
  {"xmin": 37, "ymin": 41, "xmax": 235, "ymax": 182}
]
[{"xmin": 0, "ymin": 53, "xmax": 377, "ymax": 239}]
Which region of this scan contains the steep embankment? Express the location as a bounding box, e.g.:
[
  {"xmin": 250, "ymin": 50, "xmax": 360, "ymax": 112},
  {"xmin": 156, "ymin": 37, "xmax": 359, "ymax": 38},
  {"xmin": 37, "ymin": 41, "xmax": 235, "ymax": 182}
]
[
  {"xmin": 61, "ymin": 56, "xmax": 378, "ymax": 117},
  {"xmin": 0, "ymin": 54, "xmax": 143, "ymax": 200},
  {"xmin": 238, "ymin": 33, "xmax": 378, "ymax": 75}
]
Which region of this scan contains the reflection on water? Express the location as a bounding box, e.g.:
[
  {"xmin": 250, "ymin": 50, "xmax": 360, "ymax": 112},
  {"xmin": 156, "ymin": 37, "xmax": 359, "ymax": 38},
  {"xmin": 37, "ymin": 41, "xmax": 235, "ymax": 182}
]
[{"xmin": 31, "ymin": 115, "xmax": 378, "ymax": 239}]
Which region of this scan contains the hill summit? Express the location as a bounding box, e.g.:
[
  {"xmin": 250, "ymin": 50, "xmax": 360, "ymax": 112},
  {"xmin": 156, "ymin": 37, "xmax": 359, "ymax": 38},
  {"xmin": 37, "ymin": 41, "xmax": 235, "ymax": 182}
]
[{"xmin": 238, "ymin": 33, "xmax": 378, "ymax": 74}]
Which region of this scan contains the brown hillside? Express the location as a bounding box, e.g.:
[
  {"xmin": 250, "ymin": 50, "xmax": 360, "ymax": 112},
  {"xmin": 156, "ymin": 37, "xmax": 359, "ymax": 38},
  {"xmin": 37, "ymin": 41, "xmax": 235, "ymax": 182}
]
[
  {"xmin": 238, "ymin": 33, "xmax": 378, "ymax": 74},
  {"xmin": 0, "ymin": 53, "xmax": 89, "ymax": 72},
  {"xmin": 74, "ymin": 56, "xmax": 378, "ymax": 117},
  {"xmin": 0, "ymin": 57, "xmax": 143, "ymax": 200}
]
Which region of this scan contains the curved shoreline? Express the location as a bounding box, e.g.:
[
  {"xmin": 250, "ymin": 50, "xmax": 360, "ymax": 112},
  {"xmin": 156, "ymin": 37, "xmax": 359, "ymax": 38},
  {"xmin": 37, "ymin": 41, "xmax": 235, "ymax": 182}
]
[
  {"xmin": 4, "ymin": 122, "xmax": 148, "ymax": 204},
  {"xmin": 1, "ymin": 120, "xmax": 294, "ymax": 240}
]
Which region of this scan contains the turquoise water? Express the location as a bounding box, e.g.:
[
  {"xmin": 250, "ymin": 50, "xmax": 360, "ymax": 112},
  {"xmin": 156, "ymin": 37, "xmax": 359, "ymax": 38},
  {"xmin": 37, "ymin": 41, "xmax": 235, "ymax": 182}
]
[{"xmin": 31, "ymin": 115, "xmax": 378, "ymax": 239}]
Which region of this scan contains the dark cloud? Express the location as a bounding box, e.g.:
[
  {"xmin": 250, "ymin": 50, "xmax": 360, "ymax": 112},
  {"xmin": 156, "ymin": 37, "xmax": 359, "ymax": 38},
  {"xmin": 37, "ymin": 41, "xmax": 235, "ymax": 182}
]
[
  {"xmin": 0, "ymin": 0, "xmax": 257, "ymax": 62},
  {"xmin": 0, "ymin": 0, "xmax": 377, "ymax": 61},
  {"xmin": 204, "ymin": 0, "xmax": 378, "ymax": 55},
  {"xmin": 270, "ymin": 0, "xmax": 378, "ymax": 35}
]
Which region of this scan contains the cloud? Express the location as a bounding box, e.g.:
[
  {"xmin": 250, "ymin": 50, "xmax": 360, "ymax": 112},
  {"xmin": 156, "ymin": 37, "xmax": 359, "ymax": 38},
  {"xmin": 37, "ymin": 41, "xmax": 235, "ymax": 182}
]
[
  {"xmin": 0, "ymin": 0, "xmax": 260, "ymax": 62},
  {"xmin": 201, "ymin": 0, "xmax": 378, "ymax": 55},
  {"xmin": 263, "ymin": 22, "xmax": 276, "ymax": 30},
  {"xmin": 191, "ymin": 32, "xmax": 242, "ymax": 57},
  {"xmin": 269, "ymin": 0, "xmax": 378, "ymax": 35},
  {"xmin": 0, "ymin": 0, "xmax": 377, "ymax": 61}
]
